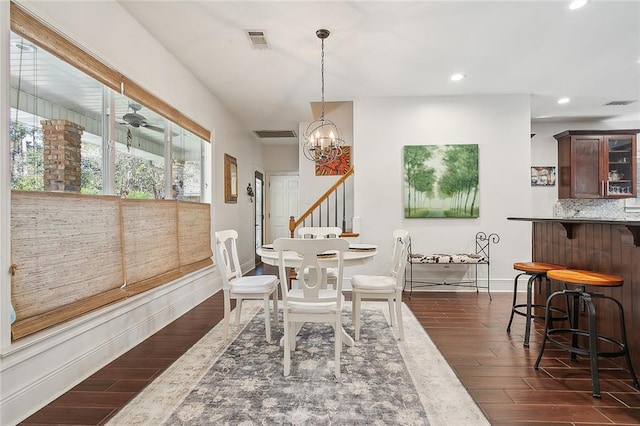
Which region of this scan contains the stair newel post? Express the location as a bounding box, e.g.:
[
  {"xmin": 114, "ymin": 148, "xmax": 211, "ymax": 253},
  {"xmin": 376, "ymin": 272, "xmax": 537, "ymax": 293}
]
[{"xmin": 289, "ymin": 216, "xmax": 296, "ymax": 238}]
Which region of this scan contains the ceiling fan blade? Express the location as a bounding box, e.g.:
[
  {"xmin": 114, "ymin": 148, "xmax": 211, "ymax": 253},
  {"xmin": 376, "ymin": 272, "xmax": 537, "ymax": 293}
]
[{"xmin": 145, "ymin": 124, "xmax": 166, "ymax": 133}]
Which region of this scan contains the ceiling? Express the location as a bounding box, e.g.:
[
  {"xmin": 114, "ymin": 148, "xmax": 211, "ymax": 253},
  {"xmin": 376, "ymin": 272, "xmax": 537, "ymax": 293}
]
[{"xmin": 118, "ymin": 1, "xmax": 640, "ymax": 144}]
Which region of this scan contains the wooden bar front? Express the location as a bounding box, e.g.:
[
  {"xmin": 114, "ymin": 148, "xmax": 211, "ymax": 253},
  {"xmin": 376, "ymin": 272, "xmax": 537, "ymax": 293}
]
[{"xmin": 510, "ymin": 217, "xmax": 640, "ymax": 373}]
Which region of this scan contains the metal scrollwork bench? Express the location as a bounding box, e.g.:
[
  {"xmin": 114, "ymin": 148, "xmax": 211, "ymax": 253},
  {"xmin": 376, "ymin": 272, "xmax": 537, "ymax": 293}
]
[{"xmin": 404, "ymin": 232, "xmax": 500, "ymax": 299}]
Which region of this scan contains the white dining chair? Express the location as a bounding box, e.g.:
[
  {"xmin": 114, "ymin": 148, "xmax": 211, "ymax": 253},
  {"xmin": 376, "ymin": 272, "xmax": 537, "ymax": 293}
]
[
  {"xmin": 297, "ymin": 226, "xmax": 342, "ymax": 239},
  {"xmin": 215, "ymin": 229, "xmax": 279, "ymax": 342},
  {"xmin": 350, "ymin": 229, "xmax": 410, "ymax": 341},
  {"xmin": 273, "ymin": 237, "xmax": 349, "ymax": 378},
  {"xmin": 296, "ymin": 226, "xmax": 342, "ymax": 287}
]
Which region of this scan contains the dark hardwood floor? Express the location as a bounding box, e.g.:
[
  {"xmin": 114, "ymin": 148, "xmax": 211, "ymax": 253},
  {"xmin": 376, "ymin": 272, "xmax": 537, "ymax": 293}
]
[{"xmin": 21, "ymin": 265, "xmax": 640, "ymax": 425}]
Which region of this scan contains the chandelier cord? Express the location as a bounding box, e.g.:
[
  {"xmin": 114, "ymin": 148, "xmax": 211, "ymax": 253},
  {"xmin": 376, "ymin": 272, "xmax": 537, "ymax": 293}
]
[
  {"xmin": 320, "ymin": 37, "xmax": 325, "ymax": 120},
  {"xmin": 302, "ymin": 29, "xmax": 344, "ymax": 166}
]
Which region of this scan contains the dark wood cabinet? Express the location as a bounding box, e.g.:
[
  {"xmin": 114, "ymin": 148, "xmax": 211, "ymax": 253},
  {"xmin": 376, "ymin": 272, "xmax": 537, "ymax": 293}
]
[{"xmin": 554, "ymin": 130, "xmax": 638, "ymax": 199}]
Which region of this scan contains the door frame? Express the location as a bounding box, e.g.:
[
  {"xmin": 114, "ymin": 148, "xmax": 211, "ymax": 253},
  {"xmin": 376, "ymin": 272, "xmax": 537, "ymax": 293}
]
[{"xmin": 254, "ymin": 170, "xmax": 264, "ymax": 265}]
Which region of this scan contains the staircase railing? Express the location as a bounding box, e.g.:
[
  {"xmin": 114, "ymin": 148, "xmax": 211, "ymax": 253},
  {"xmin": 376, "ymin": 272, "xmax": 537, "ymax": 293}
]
[{"xmin": 289, "ymin": 167, "xmax": 355, "ymax": 237}]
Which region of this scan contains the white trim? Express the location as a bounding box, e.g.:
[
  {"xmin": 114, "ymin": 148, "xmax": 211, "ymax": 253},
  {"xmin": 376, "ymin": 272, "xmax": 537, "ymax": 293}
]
[
  {"xmin": 0, "ymin": 267, "xmax": 220, "ymax": 425},
  {"xmin": 1, "ymin": 0, "xmax": 12, "ymax": 352}
]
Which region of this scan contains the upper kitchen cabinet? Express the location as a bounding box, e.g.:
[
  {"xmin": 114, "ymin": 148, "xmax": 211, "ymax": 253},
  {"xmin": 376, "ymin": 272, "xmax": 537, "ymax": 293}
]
[{"xmin": 554, "ymin": 130, "xmax": 638, "ymax": 199}]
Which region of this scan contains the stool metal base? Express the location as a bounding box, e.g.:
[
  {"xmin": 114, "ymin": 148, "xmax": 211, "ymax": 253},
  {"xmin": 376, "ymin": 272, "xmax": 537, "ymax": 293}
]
[
  {"xmin": 535, "ymin": 288, "xmax": 640, "ymax": 398},
  {"xmin": 507, "ymin": 271, "xmax": 569, "ymax": 347}
]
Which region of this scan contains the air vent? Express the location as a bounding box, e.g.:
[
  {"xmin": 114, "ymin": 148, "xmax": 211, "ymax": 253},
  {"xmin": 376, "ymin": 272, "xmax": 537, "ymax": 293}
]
[
  {"xmin": 253, "ymin": 130, "xmax": 297, "ymax": 138},
  {"xmin": 245, "ymin": 30, "xmax": 270, "ymax": 50},
  {"xmin": 604, "ymin": 100, "xmax": 636, "ymax": 106}
]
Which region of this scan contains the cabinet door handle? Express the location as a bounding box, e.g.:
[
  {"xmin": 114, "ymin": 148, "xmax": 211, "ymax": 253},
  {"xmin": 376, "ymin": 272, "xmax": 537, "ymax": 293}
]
[{"xmin": 601, "ymin": 180, "xmax": 605, "ymax": 196}]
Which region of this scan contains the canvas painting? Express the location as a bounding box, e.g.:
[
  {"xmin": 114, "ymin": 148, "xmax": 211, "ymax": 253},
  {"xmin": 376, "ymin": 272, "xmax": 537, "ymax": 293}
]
[
  {"xmin": 403, "ymin": 144, "xmax": 479, "ymax": 218},
  {"xmin": 315, "ymin": 146, "xmax": 351, "ymax": 176}
]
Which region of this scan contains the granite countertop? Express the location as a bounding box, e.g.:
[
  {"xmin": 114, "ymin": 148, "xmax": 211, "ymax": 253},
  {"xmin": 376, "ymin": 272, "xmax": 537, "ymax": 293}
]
[{"xmin": 507, "ymin": 217, "xmax": 640, "ymax": 226}]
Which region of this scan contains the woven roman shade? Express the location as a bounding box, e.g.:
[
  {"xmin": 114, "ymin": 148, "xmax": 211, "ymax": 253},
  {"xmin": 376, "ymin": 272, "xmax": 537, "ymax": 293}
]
[
  {"xmin": 10, "ymin": 192, "xmax": 213, "ymax": 340},
  {"xmin": 178, "ymin": 202, "xmax": 213, "ymax": 274},
  {"xmin": 10, "ymin": 191, "xmax": 126, "ymax": 339},
  {"xmin": 121, "ymin": 199, "xmax": 180, "ymax": 296}
]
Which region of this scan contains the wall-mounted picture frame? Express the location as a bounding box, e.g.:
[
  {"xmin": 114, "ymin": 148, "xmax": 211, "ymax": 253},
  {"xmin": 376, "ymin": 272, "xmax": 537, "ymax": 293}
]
[
  {"xmin": 403, "ymin": 144, "xmax": 479, "ymax": 218},
  {"xmin": 531, "ymin": 166, "xmax": 556, "ymax": 186},
  {"xmin": 315, "ymin": 146, "xmax": 352, "ymax": 176},
  {"xmin": 224, "ymin": 154, "xmax": 238, "ymax": 203}
]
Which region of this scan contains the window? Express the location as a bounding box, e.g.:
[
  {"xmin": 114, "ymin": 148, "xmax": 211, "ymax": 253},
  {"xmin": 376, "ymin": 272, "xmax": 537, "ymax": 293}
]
[
  {"xmin": 10, "ymin": 32, "xmax": 104, "ymax": 193},
  {"xmin": 10, "ymin": 30, "xmax": 208, "ymax": 199},
  {"xmin": 7, "ymin": 3, "xmax": 213, "ymax": 339}
]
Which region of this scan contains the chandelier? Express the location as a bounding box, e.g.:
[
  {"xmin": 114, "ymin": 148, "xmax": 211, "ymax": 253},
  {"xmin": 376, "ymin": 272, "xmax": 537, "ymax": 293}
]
[{"xmin": 302, "ymin": 29, "xmax": 344, "ymax": 165}]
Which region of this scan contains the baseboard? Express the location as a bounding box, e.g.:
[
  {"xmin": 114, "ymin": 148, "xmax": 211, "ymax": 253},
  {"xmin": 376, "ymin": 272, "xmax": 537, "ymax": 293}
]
[
  {"xmin": 0, "ymin": 267, "xmax": 219, "ymax": 425},
  {"xmin": 403, "ymin": 278, "xmax": 514, "ymax": 293}
]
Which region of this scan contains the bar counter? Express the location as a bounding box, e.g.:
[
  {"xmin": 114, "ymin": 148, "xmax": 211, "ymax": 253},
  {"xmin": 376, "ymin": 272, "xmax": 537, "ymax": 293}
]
[{"xmin": 508, "ymin": 217, "xmax": 640, "ymax": 373}]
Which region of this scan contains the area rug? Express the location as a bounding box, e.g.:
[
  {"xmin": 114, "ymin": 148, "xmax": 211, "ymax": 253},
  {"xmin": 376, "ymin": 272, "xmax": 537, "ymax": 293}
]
[{"xmin": 107, "ymin": 302, "xmax": 489, "ymax": 425}]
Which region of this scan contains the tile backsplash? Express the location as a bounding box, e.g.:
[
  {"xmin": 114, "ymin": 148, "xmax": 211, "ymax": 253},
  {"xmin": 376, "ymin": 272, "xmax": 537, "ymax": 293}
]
[{"xmin": 554, "ymin": 198, "xmax": 640, "ymax": 220}]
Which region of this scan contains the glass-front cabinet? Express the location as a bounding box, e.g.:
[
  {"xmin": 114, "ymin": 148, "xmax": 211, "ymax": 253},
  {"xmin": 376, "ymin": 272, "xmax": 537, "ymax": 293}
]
[
  {"xmin": 606, "ymin": 136, "xmax": 635, "ymax": 197},
  {"xmin": 555, "ymin": 130, "xmax": 638, "ymax": 199}
]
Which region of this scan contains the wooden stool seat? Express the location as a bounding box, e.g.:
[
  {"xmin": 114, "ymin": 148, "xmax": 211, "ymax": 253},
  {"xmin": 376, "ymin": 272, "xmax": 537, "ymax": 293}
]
[
  {"xmin": 535, "ymin": 268, "xmax": 638, "ymax": 398},
  {"xmin": 546, "ymin": 269, "xmax": 623, "ymax": 287},
  {"xmin": 514, "ymin": 262, "xmax": 567, "ymax": 274},
  {"xmin": 507, "ymin": 262, "xmax": 569, "ymax": 347}
]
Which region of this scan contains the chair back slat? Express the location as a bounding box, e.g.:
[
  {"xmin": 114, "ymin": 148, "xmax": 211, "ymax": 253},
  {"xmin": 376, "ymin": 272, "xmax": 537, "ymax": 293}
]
[
  {"xmin": 273, "ymin": 237, "xmax": 349, "ymax": 303},
  {"xmin": 389, "ymin": 229, "xmax": 410, "ymax": 288},
  {"xmin": 214, "ymin": 229, "xmax": 243, "ymax": 290}
]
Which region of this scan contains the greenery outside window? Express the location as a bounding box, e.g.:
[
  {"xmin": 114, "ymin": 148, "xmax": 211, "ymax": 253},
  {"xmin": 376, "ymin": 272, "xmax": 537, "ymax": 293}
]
[{"xmin": 9, "ymin": 30, "xmax": 206, "ymax": 200}]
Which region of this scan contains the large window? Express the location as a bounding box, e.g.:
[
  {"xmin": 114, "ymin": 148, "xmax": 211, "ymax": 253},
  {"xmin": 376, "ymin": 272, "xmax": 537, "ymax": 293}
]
[
  {"xmin": 7, "ymin": 3, "xmax": 213, "ymax": 340},
  {"xmin": 9, "ymin": 30, "xmax": 207, "ymax": 201},
  {"xmin": 10, "ymin": 32, "xmax": 104, "ymax": 193}
]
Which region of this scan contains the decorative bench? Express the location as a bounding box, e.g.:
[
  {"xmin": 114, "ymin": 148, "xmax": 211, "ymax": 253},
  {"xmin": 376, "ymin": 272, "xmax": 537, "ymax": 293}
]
[{"xmin": 405, "ymin": 231, "xmax": 500, "ymax": 299}]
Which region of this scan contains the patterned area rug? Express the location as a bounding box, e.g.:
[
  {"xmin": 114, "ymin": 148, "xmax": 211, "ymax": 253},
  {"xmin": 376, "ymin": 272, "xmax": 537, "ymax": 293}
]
[{"xmin": 107, "ymin": 302, "xmax": 489, "ymax": 425}]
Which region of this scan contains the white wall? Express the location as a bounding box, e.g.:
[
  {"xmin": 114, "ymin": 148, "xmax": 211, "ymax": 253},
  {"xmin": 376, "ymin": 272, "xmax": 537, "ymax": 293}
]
[
  {"xmin": 530, "ymin": 119, "xmax": 640, "ymax": 217},
  {"xmin": 264, "ymin": 145, "xmax": 298, "ymax": 172},
  {"xmin": 351, "ymin": 95, "xmax": 533, "ymax": 287},
  {"xmin": 0, "ymin": 2, "xmax": 263, "ymax": 424}
]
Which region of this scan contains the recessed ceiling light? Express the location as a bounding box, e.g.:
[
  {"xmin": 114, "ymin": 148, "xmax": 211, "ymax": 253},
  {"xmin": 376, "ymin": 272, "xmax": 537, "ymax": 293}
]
[
  {"xmin": 449, "ymin": 73, "xmax": 466, "ymax": 82},
  {"xmin": 568, "ymin": 0, "xmax": 590, "ymax": 10},
  {"xmin": 557, "ymin": 97, "xmax": 571, "ymax": 104}
]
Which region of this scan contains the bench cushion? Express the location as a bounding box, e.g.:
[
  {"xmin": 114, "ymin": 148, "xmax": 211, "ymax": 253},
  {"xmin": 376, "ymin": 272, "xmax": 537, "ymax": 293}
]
[{"xmin": 409, "ymin": 253, "xmax": 488, "ymax": 264}]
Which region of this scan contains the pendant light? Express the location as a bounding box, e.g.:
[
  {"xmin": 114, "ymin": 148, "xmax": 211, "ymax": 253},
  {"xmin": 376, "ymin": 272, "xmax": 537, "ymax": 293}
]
[{"xmin": 302, "ymin": 29, "xmax": 344, "ymax": 165}]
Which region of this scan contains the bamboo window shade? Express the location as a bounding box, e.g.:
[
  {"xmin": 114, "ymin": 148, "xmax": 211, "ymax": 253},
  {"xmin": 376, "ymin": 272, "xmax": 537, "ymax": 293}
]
[
  {"xmin": 10, "ymin": 192, "xmax": 213, "ymax": 340},
  {"xmin": 178, "ymin": 202, "xmax": 213, "ymax": 275},
  {"xmin": 9, "ymin": 2, "xmax": 211, "ymax": 142},
  {"xmin": 10, "ymin": 191, "xmax": 127, "ymax": 340},
  {"xmin": 121, "ymin": 199, "xmax": 181, "ymax": 295}
]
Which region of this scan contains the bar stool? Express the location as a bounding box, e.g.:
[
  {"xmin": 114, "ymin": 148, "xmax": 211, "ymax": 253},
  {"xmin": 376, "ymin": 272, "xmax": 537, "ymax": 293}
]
[
  {"xmin": 534, "ymin": 269, "xmax": 640, "ymax": 398},
  {"xmin": 507, "ymin": 262, "xmax": 569, "ymax": 347}
]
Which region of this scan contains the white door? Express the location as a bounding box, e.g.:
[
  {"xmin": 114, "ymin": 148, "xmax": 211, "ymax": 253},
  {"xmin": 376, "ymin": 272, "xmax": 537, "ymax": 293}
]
[{"xmin": 268, "ymin": 175, "xmax": 299, "ymax": 242}]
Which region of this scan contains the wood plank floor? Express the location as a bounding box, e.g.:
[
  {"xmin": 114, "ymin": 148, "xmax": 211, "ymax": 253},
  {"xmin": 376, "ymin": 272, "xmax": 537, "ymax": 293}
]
[{"xmin": 21, "ymin": 265, "xmax": 640, "ymax": 425}]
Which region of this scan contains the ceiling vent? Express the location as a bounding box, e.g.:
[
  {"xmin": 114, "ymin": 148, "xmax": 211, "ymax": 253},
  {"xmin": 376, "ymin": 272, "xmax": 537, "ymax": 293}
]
[
  {"xmin": 253, "ymin": 130, "xmax": 297, "ymax": 138},
  {"xmin": 604, "ymin": 100, "xmax": 636, "ymax": 106},
  {"xmin": 246, "ymin": 30, "xmax": 270, "ymax": 50}
]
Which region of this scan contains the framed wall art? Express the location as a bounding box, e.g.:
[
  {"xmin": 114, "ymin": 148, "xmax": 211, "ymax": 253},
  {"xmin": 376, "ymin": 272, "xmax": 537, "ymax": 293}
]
[
  {"xmin": 224, "ymin": 154, "xmax": 238, "ymax": 203},
  {"xmin": 403, "ymin": 144, "xmax": 479, "ymax": 218},
  {"xmin": 531, "ymin": 166, "xmax": 556, "ymax": 186},
  {"xmin": 315, "ymin": 146, "xmax": 351, "ymax": 176}
]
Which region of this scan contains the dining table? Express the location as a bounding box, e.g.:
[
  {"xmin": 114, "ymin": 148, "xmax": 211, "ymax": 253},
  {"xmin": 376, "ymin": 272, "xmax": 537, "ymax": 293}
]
[{"xmin": 257, "ymin": 242, "xmax": 378, "ymax": 346}]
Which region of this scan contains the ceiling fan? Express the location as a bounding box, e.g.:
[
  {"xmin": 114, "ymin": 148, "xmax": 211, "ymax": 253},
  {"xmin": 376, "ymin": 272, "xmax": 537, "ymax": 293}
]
[{"xmin": 120, "ymin": 102, "xmax": 164, "ymax": 133}]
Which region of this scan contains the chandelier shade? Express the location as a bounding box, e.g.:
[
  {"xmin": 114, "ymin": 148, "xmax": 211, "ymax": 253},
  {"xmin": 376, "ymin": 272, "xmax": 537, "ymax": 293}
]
[{"xmin": 302, "ymin": 29, "xmax": 344, "ymax": 165}]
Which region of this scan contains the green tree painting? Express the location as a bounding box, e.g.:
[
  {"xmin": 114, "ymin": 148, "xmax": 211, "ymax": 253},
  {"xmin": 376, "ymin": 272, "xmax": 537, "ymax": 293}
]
[{"xmin": 403, "ymin": 144, "xmax": 479, "ymax": 218}]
